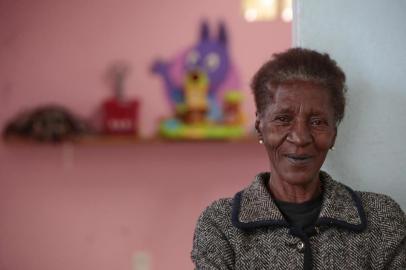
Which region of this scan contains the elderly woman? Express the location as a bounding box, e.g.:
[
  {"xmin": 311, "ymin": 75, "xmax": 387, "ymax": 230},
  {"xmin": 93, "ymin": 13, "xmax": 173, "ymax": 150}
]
[{"xmin": 191, "ymin": 48, "xmax": 406, "ymax": 269}]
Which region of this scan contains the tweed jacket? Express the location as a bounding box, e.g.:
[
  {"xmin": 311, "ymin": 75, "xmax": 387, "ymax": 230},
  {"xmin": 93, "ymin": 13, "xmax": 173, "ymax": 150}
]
[{"xmin": 192, "ymin": 171, "xmax": 406, "ymax": 270}]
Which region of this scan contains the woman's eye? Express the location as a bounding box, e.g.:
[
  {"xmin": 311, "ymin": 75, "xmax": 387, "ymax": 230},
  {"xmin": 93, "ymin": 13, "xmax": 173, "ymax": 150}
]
[
  {"xmin": 310, "ymin": 119, "xmax": 325, "ymax": 126},
  {"xmin": 275, "ymin": 116, "xmax": 290, "ymax": 123}
]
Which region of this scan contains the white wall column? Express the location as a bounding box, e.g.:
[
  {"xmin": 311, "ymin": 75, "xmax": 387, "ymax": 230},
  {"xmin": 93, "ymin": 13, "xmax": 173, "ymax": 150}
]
[{"xmin": 293, "ymin": 0, "xmax": 406, "ymax": 209}]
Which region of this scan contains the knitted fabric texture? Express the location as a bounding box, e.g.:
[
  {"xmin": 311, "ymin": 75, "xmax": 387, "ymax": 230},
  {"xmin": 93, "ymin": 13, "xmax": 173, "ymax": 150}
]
[{"xmin": 192, "ymin": 171, "xmax": 406, "ymax": 269}]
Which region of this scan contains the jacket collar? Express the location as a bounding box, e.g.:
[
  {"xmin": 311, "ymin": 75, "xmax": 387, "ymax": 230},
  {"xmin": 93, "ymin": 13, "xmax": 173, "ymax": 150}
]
[{"xmin": 232, "ymin": 171, "xmax": 367, "ymax": 232}]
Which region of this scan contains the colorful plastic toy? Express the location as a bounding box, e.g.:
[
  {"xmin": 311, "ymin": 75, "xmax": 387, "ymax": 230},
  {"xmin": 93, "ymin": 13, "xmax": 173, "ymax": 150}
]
[
  {"xmin": 101, "ymin": 62, "xmax": 139, "ymax": 135},
  {"xmin": 152, "ymin": 21, "xmax": 245, "ymax": 140}
]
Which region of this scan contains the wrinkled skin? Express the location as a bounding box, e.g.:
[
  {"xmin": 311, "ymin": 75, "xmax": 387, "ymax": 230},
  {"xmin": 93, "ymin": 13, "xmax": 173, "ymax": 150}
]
[{"xmin": 256, "ymin": 81, "xmax": 337, "ymax": 202}]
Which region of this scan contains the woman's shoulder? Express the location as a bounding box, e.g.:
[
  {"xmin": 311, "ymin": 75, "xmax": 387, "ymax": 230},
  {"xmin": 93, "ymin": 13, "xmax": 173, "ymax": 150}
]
[
  {"xmin": 357, "ymin": 191, "xmax": 406, "ymax": 232},
  {"xmin": 196, "ymin": 197, "xmax": 234, "ymax": 226},
  {"xmin": 192, "ymin": 198, "xmax": 237, "ymax": 258},
  {"xmin": 322, "ymin": 171, "xmax": 405, "ymax": 230},
  {"xmin": 195, "ymin": 172, "xmax": 269, "ymax": 230},
  {"xmin": 357, "ymin": 191, "xmax": 404, "ymax": 217}
]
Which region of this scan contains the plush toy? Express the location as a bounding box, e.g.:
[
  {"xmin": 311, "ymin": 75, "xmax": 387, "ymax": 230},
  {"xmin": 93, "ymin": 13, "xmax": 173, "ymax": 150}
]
[{"xmin": 152, "ymin": 21, "xmax": 245, "ymax": 139}]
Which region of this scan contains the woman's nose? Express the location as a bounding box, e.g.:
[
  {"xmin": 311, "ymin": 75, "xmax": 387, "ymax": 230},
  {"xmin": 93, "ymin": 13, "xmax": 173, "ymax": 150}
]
[{"xmin": 287, "ymin": 120, "xmax": 312, "ymax": 146}]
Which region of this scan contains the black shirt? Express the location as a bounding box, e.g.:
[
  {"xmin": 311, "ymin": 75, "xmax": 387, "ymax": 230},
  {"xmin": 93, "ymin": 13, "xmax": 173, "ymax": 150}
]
[{"xmin": 275, "ymin": 193, "xmax": 323, "ymax": 235}]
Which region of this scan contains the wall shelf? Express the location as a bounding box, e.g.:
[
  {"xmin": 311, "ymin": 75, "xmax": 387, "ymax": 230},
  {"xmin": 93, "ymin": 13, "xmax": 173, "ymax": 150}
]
[{"xmin": 2, "ymin": 134, "xmax": 258, "ymax": 146}]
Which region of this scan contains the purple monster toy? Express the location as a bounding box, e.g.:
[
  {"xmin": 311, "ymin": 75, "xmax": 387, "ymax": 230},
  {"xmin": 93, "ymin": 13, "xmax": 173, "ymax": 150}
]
[{"xmin": 152, "ymin": 21, "xmax": 240, "ymax": 124}]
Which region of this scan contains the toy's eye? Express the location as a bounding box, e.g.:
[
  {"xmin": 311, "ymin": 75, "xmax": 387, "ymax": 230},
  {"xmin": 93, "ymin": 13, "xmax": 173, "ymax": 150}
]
[
  {"xmin": 186, "ymin": 50, "xmax": 200, "ymax": 65},
  {"xmin": 205, "ymin": 52, "xmax": 220, "ymax": 71}
]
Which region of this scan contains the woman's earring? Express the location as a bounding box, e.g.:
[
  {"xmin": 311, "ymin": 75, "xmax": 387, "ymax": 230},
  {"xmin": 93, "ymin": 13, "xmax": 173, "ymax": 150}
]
[
  {"xmin": 330, "ymin": 146, "xmax": 335, "ymax": 151},
  {"xmin": 259, "ymin": 139, "xmax": 264, "ymax": 144}
]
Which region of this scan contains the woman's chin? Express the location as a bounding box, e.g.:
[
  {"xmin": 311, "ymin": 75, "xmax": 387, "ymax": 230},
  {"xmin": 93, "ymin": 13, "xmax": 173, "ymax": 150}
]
[{"xmin": 276, "ymin": 169, "xmax": 320, "ymax": 187}]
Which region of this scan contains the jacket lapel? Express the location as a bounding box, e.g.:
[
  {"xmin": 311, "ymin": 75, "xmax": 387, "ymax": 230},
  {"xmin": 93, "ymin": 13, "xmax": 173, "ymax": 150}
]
[
  {"xmin": 232, "ymin": 171, "xmax": 367, "ymax": 233},
  {"xmin": 317, "ymin": 171, "xmax": 367, "ymax": 232}
]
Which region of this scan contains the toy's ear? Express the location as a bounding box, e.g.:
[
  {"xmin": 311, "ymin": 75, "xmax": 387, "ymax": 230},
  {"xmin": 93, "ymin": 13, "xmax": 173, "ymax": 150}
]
[
  {"xmin": 218, "ymin": 22, "xmax": 227, "ymax": 45},
  {"xmin": 200, "ymin": 20, "xmax": 210, "ymax": 42}
]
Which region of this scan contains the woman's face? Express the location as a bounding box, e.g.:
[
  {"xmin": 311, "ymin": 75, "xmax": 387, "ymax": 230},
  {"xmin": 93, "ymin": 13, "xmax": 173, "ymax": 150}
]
[{"xmin": 256, "ymin": 81, "xmax": 337, "ymax": 187}]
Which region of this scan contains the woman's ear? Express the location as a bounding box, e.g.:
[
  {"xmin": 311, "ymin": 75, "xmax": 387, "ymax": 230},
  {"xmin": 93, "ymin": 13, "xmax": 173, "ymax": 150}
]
[
  {"xmin": 255, "ymin": 111, "xmax": 263, "ymax": 144},
  {"xmin": 331, "ymin": 127, "xmax": 337, "ymax": 149},
  {"xmin": 255, "ymin": 111, "xmax": 261, "ymax": 133}
]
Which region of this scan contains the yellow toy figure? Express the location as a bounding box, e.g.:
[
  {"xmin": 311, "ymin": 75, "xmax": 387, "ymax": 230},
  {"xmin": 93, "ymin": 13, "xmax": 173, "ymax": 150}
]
[
  {"xmin": 183, "ymin": 71, "xmax": 209, "ymax": 124},
  {"xmin": 222, "ymin": 91, "xmax": 244, "ymax": 125}
]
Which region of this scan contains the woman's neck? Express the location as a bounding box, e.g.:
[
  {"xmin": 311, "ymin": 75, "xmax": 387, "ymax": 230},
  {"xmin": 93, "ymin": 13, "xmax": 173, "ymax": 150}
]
[{"xmin": 268, "ymin": 174, "xmax": 322, "ymax": 203}]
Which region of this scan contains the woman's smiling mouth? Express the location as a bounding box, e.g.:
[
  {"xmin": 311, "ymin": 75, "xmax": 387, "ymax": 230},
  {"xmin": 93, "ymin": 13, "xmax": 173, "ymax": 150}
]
[{"xmin": 285, "ymin": 154, "xmax": 314, "ymax": 165}]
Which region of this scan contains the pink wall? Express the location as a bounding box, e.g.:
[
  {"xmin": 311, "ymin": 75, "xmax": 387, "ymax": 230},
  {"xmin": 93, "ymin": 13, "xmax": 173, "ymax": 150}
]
[
  {"xmin": 0, "ymin": 1, "xmax": 291, "ymax": 270},
  {"xmin": 0, "ymin": 0, "xmax": 291, "ymax": 136},
  {"xmin": 0, "ymin": 142, "xmax": 269, "ymax": 270}
]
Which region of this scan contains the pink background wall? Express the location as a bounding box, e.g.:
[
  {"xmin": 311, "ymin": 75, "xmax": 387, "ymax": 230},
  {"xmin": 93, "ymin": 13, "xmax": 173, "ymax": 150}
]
[
  {"xmin": 0, "ymin": 142, "xmax": 269, "ymax": 270},
  {"xmin": 0, "ymin": 0, "xmax": 291, "ymax": 135},
  {"xmin": 0, "ymin": 0, "xmax": 291, "ymax": 269}
]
